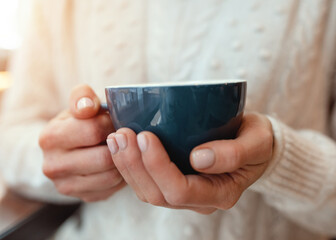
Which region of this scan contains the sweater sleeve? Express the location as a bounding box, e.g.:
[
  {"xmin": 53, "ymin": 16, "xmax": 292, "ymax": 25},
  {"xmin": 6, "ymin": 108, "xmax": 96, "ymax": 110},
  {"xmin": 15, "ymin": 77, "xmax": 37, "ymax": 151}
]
[
  {"xmin": 250, "ymin": 115, "xmax": 336, "ymax": 236},
  {"xmin": 250, "ymin": 4, "xmax": 336, "ymax": 235},
  {"xmin": 0, "ymin": 0, "xmax": 77, "ymax": 203}
]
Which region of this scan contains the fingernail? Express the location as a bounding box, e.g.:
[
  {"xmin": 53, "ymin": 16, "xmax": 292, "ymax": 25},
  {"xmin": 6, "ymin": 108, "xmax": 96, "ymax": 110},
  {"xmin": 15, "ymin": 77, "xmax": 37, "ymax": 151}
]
[
  {"xmin": 107, "ymin": 137, "xmax": 118, "ymax": 154},
  {"xmin": 137, "ymin": 133, "xmax": 148, "ymax": 152},
  {"xmin": 77, "ymin": 97, "xmax": 94, "ymax": 110},
  {"xmin": 191, "ymin": 149, "xmax": 215, "ymax": 169},
  {"xmin": 115, "ymin": 133, "xmax": 127, "ymax": 150}
]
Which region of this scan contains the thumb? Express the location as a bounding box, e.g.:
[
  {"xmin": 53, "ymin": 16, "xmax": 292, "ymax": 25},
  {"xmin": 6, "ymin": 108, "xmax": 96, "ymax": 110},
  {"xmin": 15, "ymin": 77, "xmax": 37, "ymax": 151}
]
[
  {"xmin": 70, "ymin": 84, "xmax": 101, "ymax": 119},
  {"xmin": 189, "ymin": 114, "xmax": 272, "ymax": 174},
  {"xmin": 190, "ymin": 140, "xmax": 245, "ymax": 174}
]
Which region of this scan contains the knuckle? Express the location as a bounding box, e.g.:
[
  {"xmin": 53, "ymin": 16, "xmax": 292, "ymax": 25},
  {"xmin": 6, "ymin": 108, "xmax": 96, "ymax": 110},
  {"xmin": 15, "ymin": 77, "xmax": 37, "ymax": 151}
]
[
  {"xmin": 39, "ymin": 120, "xmax": 66, "ymax": 150},
  {"xmin": 99, "ymin": 148, "xmax": 115, "ymax": 169},
  {"xmin": 84, "ymin": 121, "xmax": 105, "ymax": 145},
  {"xmin": 84, "ymin": 123, "xmax": 99, "ymax": 142},
  {"xmin": 42, "ymin": 156, "xmax": 67, "ymax": 179},
  {"xmin": 196, "ymin": 208, "xmax": 217, "ymax": 215},
  {"xmin": 56, "ymin": 182, "xmax": 74, "ymax": 196},
  {"xmin": 42, "ymin": 162, "xmax": 59, "ymax": 179},
  {"xmin": 39, "ymin": 129, "xmax": 56, "ymax": 150},
  {"xmin": 38, "ymin": 132, "xmax": 48, "ymax": 149},
  {"xmin": 42, "ymin": 163, "xmax": 53, "ymax": 178},
  {"xmin": 147, "ymin": 194, "xmax": 166, "ymax": 206},
  {"xmin": 164, "ymin": 190, "xmax": 188, "ymax": 206}
]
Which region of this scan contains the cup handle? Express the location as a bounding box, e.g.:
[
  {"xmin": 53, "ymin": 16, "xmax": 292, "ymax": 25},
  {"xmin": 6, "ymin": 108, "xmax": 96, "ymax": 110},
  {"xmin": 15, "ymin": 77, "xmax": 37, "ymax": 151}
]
[{"xmin": 100, "ymin": 103, "xmax": 109, "ymax": 112}]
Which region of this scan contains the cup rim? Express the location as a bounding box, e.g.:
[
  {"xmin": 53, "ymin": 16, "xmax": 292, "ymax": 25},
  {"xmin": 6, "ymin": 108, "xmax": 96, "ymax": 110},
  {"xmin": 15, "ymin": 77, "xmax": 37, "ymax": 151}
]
[{"xmin": 105, "ymin": 79, "xmax": 246, "ymax": 89}]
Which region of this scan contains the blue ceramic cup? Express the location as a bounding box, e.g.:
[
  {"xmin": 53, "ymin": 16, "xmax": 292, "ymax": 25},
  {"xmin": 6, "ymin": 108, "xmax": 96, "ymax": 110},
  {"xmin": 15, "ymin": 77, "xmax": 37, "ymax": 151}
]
[{"xmin": 105, "ymin": 79, "xmax": 246, "ymax": 175}]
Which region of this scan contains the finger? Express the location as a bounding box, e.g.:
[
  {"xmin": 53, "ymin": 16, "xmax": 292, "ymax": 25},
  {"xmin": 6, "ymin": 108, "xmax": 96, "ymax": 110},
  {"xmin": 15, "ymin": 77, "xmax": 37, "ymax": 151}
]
[
  {"xmin": 190, "ymin": 113, "xmax": 273, "ymax": 174},
  {"xmin": 39, "ymin": 113, "xmax": 114, "ymax": 150},
  {"xmin": 54, "ymin": 168, "xmax": 123, "ymax": 196},
  {"xmin": 110, "ymin": 131, "xmax": 219, "ymax": 211},
  {"xmin": 107, "ymin": 129, "xmax": 165, "ymax": 205},
  {"xmin": 152, "ymin": 204, "xmax": 216, "ymax": 214},
  {"xmin": 79, "ymin": 181, "xmax": 126, "ymax": 203},
  {"xmin": 43, "ymin": 145, "xmax": 117, "ymax": 178},
  {"xmin": 136, "ymin": 131, "xmax": 191, "ymax": 204},
  {"xmin": 191, "ymin": 207, "xmax": 217, "ymax": 215},
  {"xmin": 107, "ymin": 131, "xmax": 146, "ymax": 201},
  {"xmin": 137, "ymin": 132, "xmax": 243, "ymax": 209},
  {"xmin": 70, "ymin": 84, "xmax": 101, "ymax": 119}
]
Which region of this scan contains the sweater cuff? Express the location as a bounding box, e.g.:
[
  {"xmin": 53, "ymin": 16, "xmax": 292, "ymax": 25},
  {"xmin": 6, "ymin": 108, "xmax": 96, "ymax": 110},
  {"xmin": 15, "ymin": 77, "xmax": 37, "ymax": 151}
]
[{"xmin": 249, "ymin": 116, "xmax": 333, "ymax": 203}]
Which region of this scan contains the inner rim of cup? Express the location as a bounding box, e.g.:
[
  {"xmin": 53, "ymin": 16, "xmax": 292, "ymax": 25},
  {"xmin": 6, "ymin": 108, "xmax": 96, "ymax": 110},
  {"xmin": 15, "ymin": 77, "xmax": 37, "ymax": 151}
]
[{"xmin": 105, "ymin": 79, "xmax": 246, "ymax": 89}]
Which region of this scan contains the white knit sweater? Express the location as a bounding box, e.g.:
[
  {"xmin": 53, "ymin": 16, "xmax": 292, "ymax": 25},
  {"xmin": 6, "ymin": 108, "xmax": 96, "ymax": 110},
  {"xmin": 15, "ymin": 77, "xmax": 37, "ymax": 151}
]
[{"xmin": 1, "ymin": 0, "xmax": 336, "ymax": 239}]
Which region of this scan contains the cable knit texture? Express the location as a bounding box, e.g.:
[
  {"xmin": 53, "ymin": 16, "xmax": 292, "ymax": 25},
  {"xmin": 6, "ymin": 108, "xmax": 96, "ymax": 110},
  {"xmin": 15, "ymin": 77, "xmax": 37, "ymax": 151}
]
[{"xmin": 0, "ymin": 0, "xmax": 336, "ymax": 239}]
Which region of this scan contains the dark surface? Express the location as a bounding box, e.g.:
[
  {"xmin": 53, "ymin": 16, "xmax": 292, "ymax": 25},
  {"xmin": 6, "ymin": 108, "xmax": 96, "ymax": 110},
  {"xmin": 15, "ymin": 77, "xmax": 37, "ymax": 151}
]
[
  {"xmin": 106, "ymin": 81, "xmax": 246, "ymax": 174},
  {"xmin": 0, "ymin": 203, "xmax": 80, "ymax": 240}
]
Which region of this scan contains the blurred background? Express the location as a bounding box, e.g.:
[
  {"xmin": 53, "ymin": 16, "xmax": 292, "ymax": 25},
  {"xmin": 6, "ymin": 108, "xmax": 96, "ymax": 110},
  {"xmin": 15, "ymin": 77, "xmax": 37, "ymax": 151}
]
[
  {"xmin": 0, "ymin": 0, "xmax": 23, "ymax": 203},
  {"xmin": 0, "ymin": 0, "xmax": 21, "ymax": 105},
  {"xmin": 0, "ymin": 3, "xmax": 80, "ymax": 239}
]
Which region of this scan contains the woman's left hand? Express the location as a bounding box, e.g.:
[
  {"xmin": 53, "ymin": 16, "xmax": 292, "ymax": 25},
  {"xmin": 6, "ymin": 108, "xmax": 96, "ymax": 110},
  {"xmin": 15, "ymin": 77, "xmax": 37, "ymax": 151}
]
[{"xmin": 107, "ymin": 113, "xmax": 273, "ymax": 214}]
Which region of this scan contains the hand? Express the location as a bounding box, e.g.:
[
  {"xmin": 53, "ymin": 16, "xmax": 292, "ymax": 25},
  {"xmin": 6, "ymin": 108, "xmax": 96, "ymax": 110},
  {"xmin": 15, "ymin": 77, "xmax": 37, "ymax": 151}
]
[
  {"xmin": 39, "ymin": 85, "xmax": 125, "ymax": 202},
  {"xmin": 107, "ymin": 113, "xmax": 273, "ymax": 214}
]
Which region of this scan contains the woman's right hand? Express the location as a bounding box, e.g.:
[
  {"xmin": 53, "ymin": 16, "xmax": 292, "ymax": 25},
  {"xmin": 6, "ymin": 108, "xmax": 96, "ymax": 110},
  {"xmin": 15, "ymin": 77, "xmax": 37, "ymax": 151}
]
[{"xmin": 39, "ymin": 85, "xmax": 125, "ymax": 202}]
